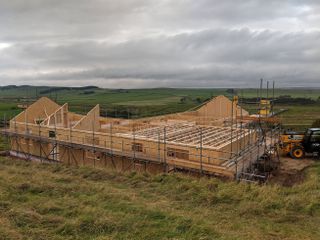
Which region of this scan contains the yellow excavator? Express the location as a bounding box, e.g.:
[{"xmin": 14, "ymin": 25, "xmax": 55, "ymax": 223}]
[{"xmin": 280, "ymin": 128, "xmax": 320, "ymax": 159}]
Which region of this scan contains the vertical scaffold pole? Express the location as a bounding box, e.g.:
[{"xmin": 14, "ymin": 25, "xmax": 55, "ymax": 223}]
[
  {"xmin": 54, "ymin": 113, "xmax": 57, "ymax": 161},
  {"xmin": 240, "ymin": 99, "xmax": 245, "ymax": 173},
  {"xmin": 199, "ymin": 127, "xmax": 203, "ymax": 175},
  {"xmin": 25, "ymin": 111, "xmax": 30, "ymax": 160},
  {"xmin": 121, "ymin": 140, "xmax": 124, "ymax": 170},
  {"xmin": 163, "ymin": 126, "xmax": 167, "ymax": 173},
  {"xmin": 133, "ymin": 123, "xmax": 136, "ymax": 161},
  {"xmin": 257, "ymin": 78, "xmax": 263, "ymax": 161},
  {"xmin": 25, "ymin": 110, "xmax": 28, "ymax": 134},
  {"xmin": 110, "ymin": 123, "xmax": 113, "ymax": 164},
  {"xmin": 230, "ymin": 97, "xmax": 234, "ymax": 159},
  {"xmin": 38, "ymin": 115, "xmax": 42, "ymax": 163},
  {"xmin": 158, "ymin": 129, "xmax": 161, "ymax": 162},
  {"xmin": 236, "ymin": 125, "xmax": 239, "ymax": 180},
  {"xmin": 68, "ymin": 123, "xmax": 72, "ymax": 166},
  {"xmin": 14, "ymin": 116, "xmax": 19, "ymax": 154},
  {"xmin": 272, "ymin": 81, "xmax": 275, "ymax": 114},
  {"xmin": 92, "ymin": 114, "xmax": 95, "ymax": 168}
]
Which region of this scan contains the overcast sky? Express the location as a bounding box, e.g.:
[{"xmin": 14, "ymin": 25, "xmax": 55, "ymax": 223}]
[{"xmin": 0, "ymin": 0, "xmax": 319, "ymax": 88}]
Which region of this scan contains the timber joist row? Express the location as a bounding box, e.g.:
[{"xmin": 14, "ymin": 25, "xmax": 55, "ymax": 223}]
[{"xmin": 0, "ymin": 96, "xmax": 272, "ymax": 179}]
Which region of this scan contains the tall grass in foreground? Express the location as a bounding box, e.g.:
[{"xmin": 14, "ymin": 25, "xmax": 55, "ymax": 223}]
[{"xmin": 0, "ymin": 157, "xmax": 319, "ymax": 240}]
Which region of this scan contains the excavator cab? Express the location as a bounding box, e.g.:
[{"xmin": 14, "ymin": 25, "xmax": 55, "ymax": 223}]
[{"xmin": 302, "ymin": 128, "xmax": 320, "ymax": 154}]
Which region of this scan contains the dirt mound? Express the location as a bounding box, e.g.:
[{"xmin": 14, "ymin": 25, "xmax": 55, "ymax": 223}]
[{"xmin": 269, "ymin": 157, "xmax": 315, "ymax": 186}]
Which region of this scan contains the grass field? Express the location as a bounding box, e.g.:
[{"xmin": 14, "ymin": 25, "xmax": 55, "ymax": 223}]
[
  {"xmin": 1, "ymin": 86, "xmax": 319, "ymax": 100},
  {"xmin": 241, "ymin": 104, "xmax": 320, "ymax": 130},
  {"xmin": 277, "ymin": 105, "xmax": 320, "ymax": 129},
  {"xmin": 0, "ymin": 157, "xmax": 319, "ymax": 240},
  {"xmin": 0, "ymin": 103, "xmax": 21, "ymax": 120}
]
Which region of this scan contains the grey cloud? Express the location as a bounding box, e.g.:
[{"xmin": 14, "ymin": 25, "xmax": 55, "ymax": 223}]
[
  {"xmin": 1, "ymin": 0, "xmax": 319, "ymax": 42},
  {"xmin": 0, "ymin": 0, "xmax": 319, "ymax": 88},
  {"xmin": 3, "ymin": 28, "xmax": 320, "ymax": 64},
  {"xmin": 0, "ymin": 0, "xmax": 150, "ymax": 42}
]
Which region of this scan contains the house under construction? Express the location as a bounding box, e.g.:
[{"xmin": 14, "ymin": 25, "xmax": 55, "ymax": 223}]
[{"xmin": 1, "ymin": 96, "xmax": 279, "ymax": 179}]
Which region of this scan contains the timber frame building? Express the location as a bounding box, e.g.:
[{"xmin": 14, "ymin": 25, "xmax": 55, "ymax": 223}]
[{"xmin": 1, "ymin": 96, "xmax": 269, "ymax": 179}]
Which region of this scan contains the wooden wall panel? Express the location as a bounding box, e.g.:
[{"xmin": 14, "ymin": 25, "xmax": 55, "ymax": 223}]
[
  {"xmin": 196, "ymin": 96, "xmax": 249, "ymax": 119},
  {"xmin": 14, "ymin": 97, "xmax": 61, "ymax": 124},
  {"xmin": 73, "ymin": 105, "xmax": 100, "ymax": 131}
]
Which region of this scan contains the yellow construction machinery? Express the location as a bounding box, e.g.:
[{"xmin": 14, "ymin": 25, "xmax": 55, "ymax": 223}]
[{"xmin": 280, "ymin": 129, "xmax": 320, "ymax": 159}]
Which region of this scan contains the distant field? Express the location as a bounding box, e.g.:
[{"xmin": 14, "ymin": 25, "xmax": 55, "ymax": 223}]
[
  {"xmin": 242, "ymin": 104, "xmax": 320, "ymax": 130},
  {"xmin": 0, "ymin": 86, "xmax": 319, "ymax": 129},
  {"xmin": 0, "ymin": 103, "xmax": 22, "ymax": 120},
  {"xmin": 277, "ymin": 105, "xmax": 320, "ymax": 129},
  {"xmin": 1, "ymin": 86, "xmax": 319, "ymax": 100},
  {"xmin": 238, "ymin": 88, "xmax": 320, "ymax": 99}
]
